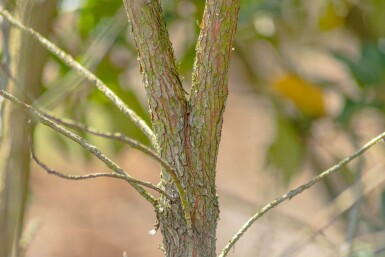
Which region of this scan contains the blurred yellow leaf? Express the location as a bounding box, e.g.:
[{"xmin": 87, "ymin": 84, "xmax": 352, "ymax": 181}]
[
  {"xmin": 318, "ymin": 2, "xmax": 344, "ymax": 31},
  {"xmin": 273, "ymin": 74, "xmax": 325, "ymax": 117}
]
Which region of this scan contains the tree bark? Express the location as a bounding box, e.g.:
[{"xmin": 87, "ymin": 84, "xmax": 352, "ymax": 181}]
[{"xmin": 124, "ymin": 0, "xmax": 240, "ymax": 256}]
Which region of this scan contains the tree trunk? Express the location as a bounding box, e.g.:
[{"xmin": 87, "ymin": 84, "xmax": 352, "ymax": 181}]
[
  {"xmin": 123, "ymin": 0, "xmax": 240, "ymax": 256},
  {"xmin": 0, "ymin": 1, "xmax": 56, "ymax": 256}
]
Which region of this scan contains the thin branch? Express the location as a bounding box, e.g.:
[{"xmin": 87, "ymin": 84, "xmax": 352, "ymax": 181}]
[
  {"xmin": 35, "ymin": 7, "xmax": 128, "ymax": 109},
  {"xmin": 219, "ymin": 130, "xmax": 385, "ymax": 257},
  {"xmin": 346, "ymin": 136, "xmax": 364, "ymax": 256},
  {"xmin": 0, "ymin": 89, "xmax": 157, "ymax": 206},
  {"xmin": 0, "ymin": 8, "xmax": 157, "ymax": 147},
  {"xmin": 0, "ymin": 6, "xmax": 191, "ymax": 226},
  {"xmin": 40, "ymin": 111, "xmax": 175, "ymax": 172},
  {"xmin": 279, "ymin": 162, "xmax": 385, "ymax": 257},
  {"xmin": 27, "ymin": 130, "xmax": 174, "ymax": 200},
  {"xmin": 40, "ymin": 110, "xmax": 184, "ymax": 204}
]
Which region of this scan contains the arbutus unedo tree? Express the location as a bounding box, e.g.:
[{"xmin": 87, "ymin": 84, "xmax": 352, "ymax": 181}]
[{"xmin": 1, "ymin": 1, "xmax": 385, "ymax": 257}]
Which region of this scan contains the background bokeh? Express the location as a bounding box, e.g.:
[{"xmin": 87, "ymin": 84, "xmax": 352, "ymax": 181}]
[{"xmin": 1, "ymin": 0, "xmax": 385, "ymax": 256}]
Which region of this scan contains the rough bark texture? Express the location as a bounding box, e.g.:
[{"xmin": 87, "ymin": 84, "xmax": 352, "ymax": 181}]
[
  {"xmin": 0, "ymin": 1, "xmax": 56, "ymax": 256},
  {"xmin": 188, "ymin": 1, "xmax": 240, "ymax": 256},
  {"xmin": 124, "ymin": 0, "xmax": 193, "ymax": 255},
  {"xmin": 125, "ymin": 0, "xmax": 240, "ymax": 256}
]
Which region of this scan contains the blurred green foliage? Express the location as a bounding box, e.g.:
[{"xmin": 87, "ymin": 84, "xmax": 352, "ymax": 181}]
[
  {"xmin": 335, "ymin": 43, "xmax": 385, "ymax": 88},
  {"xmin": 267, "ymin": 115, "xmax": 304, "ymax": 182}
]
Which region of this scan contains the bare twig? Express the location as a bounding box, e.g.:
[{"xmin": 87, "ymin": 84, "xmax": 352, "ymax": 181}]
[
  {"xmin": 40, "ymin": 111, "xmax": 174, "ymax": 172},
  {"xmin": 27, "ymin": 130, "xmax": 173, "ymax": 200},
  {"xmin": 0, "ymin": 8, "xmax": 157, "ymax": 146},
  {"xmin": 219, "ymin": 130, "xmax": 385, "ymax": 257},
  {"xmin": 0, "ymin": 89, "xmax": 157, "ymax": 206}
]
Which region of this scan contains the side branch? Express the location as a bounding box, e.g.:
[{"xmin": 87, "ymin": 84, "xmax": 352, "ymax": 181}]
[
  {"xmin": 218, "ymin": 131, "xmax": 385, "ymax": 257},
  {"xmin": 0, "ymin": 8, "xmax": 157, "ymax": 146},
  {"xmin": 41, "ymin": 111, "xmax": 175, "ymax": 172},
  {"xmin": 0, "ymin": 89, "xmax": 157, "ymax": 206},
  {"xmin": 29, "ymin": 135, "xmax": 174, "ymax": 200},
  {"xmin": 41, "ymin": 111, "xmax": 185, "ymax": 200}
]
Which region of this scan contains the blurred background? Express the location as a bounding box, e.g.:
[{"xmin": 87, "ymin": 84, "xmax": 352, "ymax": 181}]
[{"xmin": 1, "ymin": 0, "xmax": 385, "ymax": 256}]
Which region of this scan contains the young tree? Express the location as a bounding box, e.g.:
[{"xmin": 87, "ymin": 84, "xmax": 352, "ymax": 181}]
[{"xmin": 1, "ymin": 1, "xmax": 384, "ymax": 257}]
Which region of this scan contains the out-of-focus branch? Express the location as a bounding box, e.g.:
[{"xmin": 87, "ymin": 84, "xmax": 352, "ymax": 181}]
[
  {"xmin": 219, "ymin": 130, "xmax": 385, "ymax": 257},
  {"xmin": 0, "ymin": 8, "xmax": 157, "ymax": 146},
  {"xmin": 35, "ymin": 7, "xmax": 128, "ymax": 109},
  {"xmin": 346, "ymin": 134, "xmax": 364, "ymax": 256},
  {"xmin": 279, "ymin": 162, "xmax": 385, "ymax": 257},
  {"xmin": 0, "ymin": 89, "xmax": 158, "ymax": 206}
]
